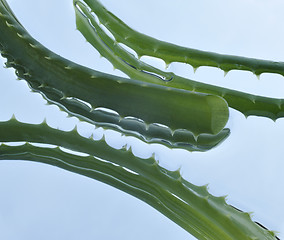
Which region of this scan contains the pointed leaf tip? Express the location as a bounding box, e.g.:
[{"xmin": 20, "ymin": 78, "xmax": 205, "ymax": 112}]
[
  {"xmin": 41, "ymin": 118, "xmax": 47, "ymax": 125},
  {"xmin": 10, "ymin": 114, "xmax": 17, "ymax": 121}
]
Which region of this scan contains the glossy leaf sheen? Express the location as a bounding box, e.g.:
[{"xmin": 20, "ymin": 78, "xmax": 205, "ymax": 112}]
[
  {"xmin": 0, "ymin": 0, "xmax": 229, "ymax": 149},
  {"xmin": 79, "ymin": 0, "xmax": 284, "ymax": 121},
  {"xmin": 0, "ymin": 118, "xmax": 278, "ymax": 240}
]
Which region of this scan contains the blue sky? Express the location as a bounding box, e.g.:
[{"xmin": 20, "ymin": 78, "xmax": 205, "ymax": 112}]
[{"xmin": 1, "ymin": 0, "xmax": 284, "ymax": 239}]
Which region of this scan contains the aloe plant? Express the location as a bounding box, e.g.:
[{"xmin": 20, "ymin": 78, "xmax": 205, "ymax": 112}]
[{"xmin": 0, "ymin": 0, "xmax": 283, "ymax": 239}]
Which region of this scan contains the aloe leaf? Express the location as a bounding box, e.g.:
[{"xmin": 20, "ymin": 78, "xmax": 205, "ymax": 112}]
[
  {"xmin": 74, "ymin": 0, "xmax": 174, "ymax": 84},
  {"xmin": 0, "ymin": 0, "xmax": 229, "ymax": 150},
  {"xmin": 0, "ymin": 118, "xmax": 279, "ymax": 240},
  {"xmin": 81, "ymin": 0, "xmax": 284, "ymax": 78},
  {"xmin": 77, "ymin": 0, "xmax": 284, "ymax": 121}
]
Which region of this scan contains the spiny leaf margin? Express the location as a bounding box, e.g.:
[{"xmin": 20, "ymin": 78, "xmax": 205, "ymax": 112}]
[{"xmin": 0, "ymin": 117, "xmax": 279, "ymax": 240}]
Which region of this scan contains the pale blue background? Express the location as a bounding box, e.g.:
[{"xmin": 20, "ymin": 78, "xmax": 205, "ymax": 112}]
[{"xmin": 0, "ymin": 0, "xmax": 284, "ymax": 239}]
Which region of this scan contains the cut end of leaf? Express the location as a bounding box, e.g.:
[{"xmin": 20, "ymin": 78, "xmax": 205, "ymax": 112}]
[{"xmin": 206, "ymin": 95, "xmax": 229, "ymax": 135}]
